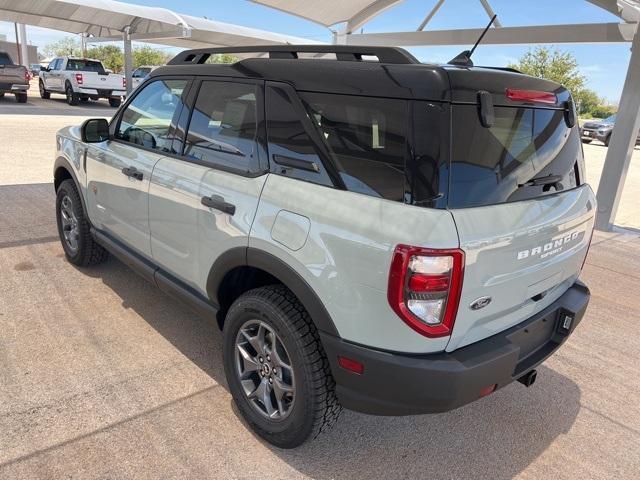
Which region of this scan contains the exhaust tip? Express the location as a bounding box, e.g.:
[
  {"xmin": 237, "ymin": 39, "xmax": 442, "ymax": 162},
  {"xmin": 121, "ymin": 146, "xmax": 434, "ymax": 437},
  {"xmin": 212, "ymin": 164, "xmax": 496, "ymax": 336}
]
[{"xmin": 517, "ymin": 369, "xmax": 537, "ymax": 387}]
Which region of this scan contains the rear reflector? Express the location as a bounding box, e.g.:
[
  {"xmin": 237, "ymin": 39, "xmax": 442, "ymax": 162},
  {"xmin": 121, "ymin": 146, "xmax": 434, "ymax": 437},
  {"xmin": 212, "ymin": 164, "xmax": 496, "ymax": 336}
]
[
  {"xmin": 388, "ymin": 245, "xmax": 464, "ymax": 338},
  {"xmin": 506, "ymin": 88, "xmax": 557, "ymax": 105},
  {"xmin": 479, "ymin": 384, "xmax": 497, "ymax": 398},
  {"xmin": 338, "ymin": 356, "xmax": 364, "ymax": 375}
]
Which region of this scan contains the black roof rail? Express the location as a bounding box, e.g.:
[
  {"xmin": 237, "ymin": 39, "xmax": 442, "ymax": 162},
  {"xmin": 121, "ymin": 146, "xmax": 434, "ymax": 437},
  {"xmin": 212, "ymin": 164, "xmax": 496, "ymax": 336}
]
[{"xmin": 167, "ymin": 45, "xmax": 420, "ymax": 65}]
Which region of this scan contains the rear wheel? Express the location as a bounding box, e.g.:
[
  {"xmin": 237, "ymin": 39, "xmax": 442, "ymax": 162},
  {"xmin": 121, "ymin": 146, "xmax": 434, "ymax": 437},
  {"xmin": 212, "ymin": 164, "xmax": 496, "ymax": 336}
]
[
  {"xmin": 55, "ymin": 179, "xmax": 108, "ymax": 267},
  {"xmin": 65, "ymin": 83, "xmax": 79, "ymax": 106},
  {"xmin": 39, "ymin": 80, "xmax": 50, "ymax": 99},
  {"xmin": 223, "ymin": 285, "xmax": 341, "ymax": 448},
  {"xmin": 108, "ymin": 97, "xmax": 121, "ymax": 108},
  {"xmin": 15, "ymin": 92, "xmax": 27, "ymax": 103}
]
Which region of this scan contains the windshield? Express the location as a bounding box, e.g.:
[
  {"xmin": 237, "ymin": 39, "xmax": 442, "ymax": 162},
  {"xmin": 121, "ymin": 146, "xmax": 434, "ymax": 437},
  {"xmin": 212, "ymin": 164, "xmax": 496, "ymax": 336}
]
[{"xmin": 602, "ymin": 114, "xmax": 617, "ymax": 124}]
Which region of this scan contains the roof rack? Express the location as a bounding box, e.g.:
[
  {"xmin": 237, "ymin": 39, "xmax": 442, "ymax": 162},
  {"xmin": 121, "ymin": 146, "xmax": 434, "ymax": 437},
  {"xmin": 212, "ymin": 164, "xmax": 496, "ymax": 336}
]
[{"xmin": 167, "ymin": 45, "xmax": 420, "ymax": 66}]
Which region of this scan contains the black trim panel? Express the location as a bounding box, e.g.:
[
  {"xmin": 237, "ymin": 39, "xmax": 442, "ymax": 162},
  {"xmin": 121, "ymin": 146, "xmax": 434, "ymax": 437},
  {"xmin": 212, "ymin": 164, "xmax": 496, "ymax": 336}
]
[
  {"xmin": 321, "ymin": 280, "xmax": 590, "ymax": 416},
  {"xmin": 206, "ymin": 246, "xmax": 339, "ymax": 337}
]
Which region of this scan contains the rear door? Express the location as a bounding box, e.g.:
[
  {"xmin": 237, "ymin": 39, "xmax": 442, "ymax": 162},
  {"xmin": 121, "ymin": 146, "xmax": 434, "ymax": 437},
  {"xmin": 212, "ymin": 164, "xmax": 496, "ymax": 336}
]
[
  {"xmin": 444, "ymin": 78, "xmax": 595, "ymax": 351},
  {"xmin": 148, "ymin": 78, "xmax": 268, "ymax": 294},
  {"xmin": 86, "ymin": 77, "xmax": 189, "ymax": 258}
]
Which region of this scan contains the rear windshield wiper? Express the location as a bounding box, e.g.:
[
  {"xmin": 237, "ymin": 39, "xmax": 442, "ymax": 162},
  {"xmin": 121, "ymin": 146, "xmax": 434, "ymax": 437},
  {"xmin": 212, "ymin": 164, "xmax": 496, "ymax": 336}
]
[{"xmin": 518, "ymin": 174, "xmax": 563, "ymax": 191}]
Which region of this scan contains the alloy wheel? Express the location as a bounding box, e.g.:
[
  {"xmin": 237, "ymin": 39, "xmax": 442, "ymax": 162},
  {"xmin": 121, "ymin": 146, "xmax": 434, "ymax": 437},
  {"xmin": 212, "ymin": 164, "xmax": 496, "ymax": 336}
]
[
  {"xmin": 235, "ymin": 320, "xmax": 295, "ymax": 420},
  {"xmin": 59, "ymin": 194, "xmax": 79, "ymax": 253}
]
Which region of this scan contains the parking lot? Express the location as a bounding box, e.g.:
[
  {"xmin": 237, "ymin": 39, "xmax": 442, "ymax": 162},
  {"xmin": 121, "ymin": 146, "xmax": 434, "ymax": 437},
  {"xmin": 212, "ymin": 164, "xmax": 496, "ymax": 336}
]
[{"xmin": 1, "ymin": 85, "xmax": 639, "ymax": 479}]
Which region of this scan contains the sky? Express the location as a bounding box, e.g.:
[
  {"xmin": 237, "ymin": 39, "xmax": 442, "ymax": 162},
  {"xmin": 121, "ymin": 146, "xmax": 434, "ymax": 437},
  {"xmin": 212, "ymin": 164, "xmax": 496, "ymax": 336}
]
[{"xmin": 0, "ymin": 0, "xmax": 632, "ymax": 103}]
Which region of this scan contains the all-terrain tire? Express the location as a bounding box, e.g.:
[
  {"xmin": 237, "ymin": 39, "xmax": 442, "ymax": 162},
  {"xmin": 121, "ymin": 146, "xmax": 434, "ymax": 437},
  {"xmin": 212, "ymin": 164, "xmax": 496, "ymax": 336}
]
[
  {"xmin": 223, "ymin": 285, "xmax": 341, "ymax": 448},
  {"xmin": 55, "ymin": 179, "xmax": 108, "ymax": 267}
]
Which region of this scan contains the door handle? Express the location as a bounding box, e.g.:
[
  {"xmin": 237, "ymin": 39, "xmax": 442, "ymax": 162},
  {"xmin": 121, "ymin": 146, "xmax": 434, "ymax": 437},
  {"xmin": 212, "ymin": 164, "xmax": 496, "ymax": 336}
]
[
  {"xmin": 121, "ymin": 166, "xmax": 143, "ymax": 181},
  {"xmin": 201, "ymin": 195, "xmax": 236, "ymax": 216}
]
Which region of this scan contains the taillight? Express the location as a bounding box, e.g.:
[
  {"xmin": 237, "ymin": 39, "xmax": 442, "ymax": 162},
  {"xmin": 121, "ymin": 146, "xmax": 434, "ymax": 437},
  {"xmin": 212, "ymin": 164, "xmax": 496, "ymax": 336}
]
[
  {"xmin": 75, "ymin": 73, "xmax": 83, "ymax": 85},
  {"xmin": 122, "ymin": 77, "xmax": 126, "ymax": 88},
  {"xmin": 24, "ymin": 70, "xmax": 30, "ymax": 82},
  {"xmin": 388, "ymin": 245, "xmax": 464, "ymax": 338},
  {"xmin": 506, "ymin": 88, "xmax": 557, "ymax": 105}
]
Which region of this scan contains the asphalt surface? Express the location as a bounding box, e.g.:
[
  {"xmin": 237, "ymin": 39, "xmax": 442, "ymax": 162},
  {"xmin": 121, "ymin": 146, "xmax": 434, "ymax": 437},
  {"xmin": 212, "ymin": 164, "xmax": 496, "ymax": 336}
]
[{"xmin": 0, "ymin": 88, "xmax": 639, "ymax": 479}]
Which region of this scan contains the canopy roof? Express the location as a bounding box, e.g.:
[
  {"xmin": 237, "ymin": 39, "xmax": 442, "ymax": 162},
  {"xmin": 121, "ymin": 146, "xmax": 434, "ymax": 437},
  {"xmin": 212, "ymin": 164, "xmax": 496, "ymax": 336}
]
[
  {"xmin": 252, "ymin": 0, "xmax": 640, "ymax": 31},
  {"xmin": 0, "ymin": 0, "xmax": 315, "ymax": 48}
]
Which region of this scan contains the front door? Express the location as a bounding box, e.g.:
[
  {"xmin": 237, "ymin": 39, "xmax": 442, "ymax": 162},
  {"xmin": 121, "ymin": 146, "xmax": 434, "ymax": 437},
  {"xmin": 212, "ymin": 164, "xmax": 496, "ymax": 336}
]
[{"xmin": 86, "ymin": 78, "xmax": 190, "ymax": 258}]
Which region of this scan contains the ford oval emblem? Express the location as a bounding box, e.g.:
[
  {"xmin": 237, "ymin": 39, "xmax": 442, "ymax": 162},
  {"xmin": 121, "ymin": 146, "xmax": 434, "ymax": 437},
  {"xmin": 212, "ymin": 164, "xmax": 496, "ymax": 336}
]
[{"xmin": 470, "ymin": 296, "xmax": 492, "ymax": 310}]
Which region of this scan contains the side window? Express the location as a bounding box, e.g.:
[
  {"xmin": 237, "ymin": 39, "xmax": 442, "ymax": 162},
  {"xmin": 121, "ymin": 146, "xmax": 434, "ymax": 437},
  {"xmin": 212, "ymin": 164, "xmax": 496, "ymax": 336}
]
[
  {"xmin": 115, "ymin": 79, "xmax": 187, "ymax": 153},
  {"xmin": 49, "ymin": 59, "xmax": 60, "ymax": 70},
  {"xmin": 265, "ymin": 85, "xmax": 334, "ymax": 187},
  {"xmin": 301, "ymin": 92, "xmax": 408, "ymax": 202},
  {"xmin": 183, "ymin": 81, "xmax": 260, "ymax": 174}
]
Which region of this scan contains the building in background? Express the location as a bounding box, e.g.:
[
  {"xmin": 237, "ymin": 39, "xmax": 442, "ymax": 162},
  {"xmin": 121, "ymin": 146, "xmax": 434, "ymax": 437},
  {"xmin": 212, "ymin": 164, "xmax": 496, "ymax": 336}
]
[{"xmin": 0, "ymin": 38, "xmax": 38, "ymax": 66}]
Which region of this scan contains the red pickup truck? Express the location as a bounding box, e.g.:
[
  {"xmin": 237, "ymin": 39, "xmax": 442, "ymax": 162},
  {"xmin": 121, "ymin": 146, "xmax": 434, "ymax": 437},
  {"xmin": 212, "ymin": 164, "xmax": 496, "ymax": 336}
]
[{"xmin": 0, "ymin": 52, "xmax": 29, "ymax": 103}]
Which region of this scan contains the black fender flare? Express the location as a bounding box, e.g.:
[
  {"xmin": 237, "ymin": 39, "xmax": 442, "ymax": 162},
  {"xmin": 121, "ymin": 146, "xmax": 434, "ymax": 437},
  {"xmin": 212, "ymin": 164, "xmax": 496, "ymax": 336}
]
[
  {"xmin": 206, "ymin": 246, "xmax": 340, "ymax": 337},
  {"xmin": 54, "ymin": 156, "xmax": 88, "ymax": 215}
]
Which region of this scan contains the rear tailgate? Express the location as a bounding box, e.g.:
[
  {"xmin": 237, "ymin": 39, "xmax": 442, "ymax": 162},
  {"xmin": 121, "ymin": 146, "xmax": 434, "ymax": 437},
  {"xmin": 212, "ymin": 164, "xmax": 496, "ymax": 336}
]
[
  {"xmin": 0, "ymin": 65, "xmax": 27, "ymax": 86},
  {"xmin": 444, "ymin": 67, "xmax": 595, "ymax": 351},
  {"xmin": 79, "ymin": 72, "xmax": 124, "ymax": 90}
]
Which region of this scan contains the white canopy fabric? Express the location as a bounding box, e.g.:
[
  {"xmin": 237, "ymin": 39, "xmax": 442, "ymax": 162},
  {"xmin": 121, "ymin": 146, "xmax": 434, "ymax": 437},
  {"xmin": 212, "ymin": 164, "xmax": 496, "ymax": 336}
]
[
  {"xmin": 0, "ymin": 0, "xmax": 315, "ymax": 47},
  {"xmin": 251, "ymin": 0, "xmax": 403, "ymax": 31},
  {"xmin": 251, "ymin": 0, "xmax": 640, "ymax": 29}
]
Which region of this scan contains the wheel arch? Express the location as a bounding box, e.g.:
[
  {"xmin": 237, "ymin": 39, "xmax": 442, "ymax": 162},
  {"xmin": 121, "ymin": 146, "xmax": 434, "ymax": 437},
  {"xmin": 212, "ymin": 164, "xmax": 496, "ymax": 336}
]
[
  {"xmin": 208, "ymin": 247, "xmax": 340, "ymax": 337},
  {"xmin": 54, "ymin": 156, "xmax": 88, "ymax": 215}
]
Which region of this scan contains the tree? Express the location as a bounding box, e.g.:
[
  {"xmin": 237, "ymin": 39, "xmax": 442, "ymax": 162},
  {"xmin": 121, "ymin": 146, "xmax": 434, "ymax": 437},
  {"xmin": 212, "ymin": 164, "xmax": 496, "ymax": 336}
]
[
  {"xmin": 508, "ymin": 46, "xmax": 585, "ymax": 95},
  {"xmin": 205, "ymin": 53, "xmax": 239, "ymax": 64},
  {"xmin": 43, "ymin": 37, "xmax": 81, "ymax": 57},
  {"xmin": 508, "ymin": 46, "xmax": 616, "ymax": 118},
  {"xmin": 133, "ymin": 46, "xmax": 169, "ymax": 68},
  {"xmin": 86, "ymin": 45, "xmax": 124, "ymax": 72}
]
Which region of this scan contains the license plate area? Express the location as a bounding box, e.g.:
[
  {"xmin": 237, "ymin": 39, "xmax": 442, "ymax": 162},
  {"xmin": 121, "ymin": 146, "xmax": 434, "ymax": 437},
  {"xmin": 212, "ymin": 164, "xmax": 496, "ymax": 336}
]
[{"xmin": 507, "ymin": 310, "xmax": 564, "ymax": 376}]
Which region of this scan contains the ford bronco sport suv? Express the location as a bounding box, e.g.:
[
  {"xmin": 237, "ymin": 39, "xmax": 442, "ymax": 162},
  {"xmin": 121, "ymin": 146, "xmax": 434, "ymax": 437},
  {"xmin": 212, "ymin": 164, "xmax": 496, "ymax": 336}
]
[{"xmin": 53, "ymin": 46, "xmax": 594, "ymax": 448}]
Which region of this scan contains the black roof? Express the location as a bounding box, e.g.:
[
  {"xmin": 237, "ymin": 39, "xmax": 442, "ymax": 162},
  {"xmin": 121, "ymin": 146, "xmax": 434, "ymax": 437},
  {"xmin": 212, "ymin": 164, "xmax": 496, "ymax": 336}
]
[{"xmin": 151, "ymin": 45, "xmax": 569, "ymax": 106}]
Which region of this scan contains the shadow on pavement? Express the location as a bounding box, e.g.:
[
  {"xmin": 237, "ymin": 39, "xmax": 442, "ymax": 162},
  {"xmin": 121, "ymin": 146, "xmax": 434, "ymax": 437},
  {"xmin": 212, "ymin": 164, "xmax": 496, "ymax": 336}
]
[
  {"xmin": 0, "ymin": 94, "xmax": 117, "ymax": 117},
  {"xmin": 83, "ymin": 255, "xmax": 581, "ymax": 480}
]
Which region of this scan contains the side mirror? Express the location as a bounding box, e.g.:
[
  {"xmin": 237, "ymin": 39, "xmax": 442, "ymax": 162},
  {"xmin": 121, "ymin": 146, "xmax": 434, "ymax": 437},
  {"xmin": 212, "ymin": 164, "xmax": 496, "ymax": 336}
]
[{"xmin": 81, "ymin": 118, "xmax": 110, "ymax": 143}]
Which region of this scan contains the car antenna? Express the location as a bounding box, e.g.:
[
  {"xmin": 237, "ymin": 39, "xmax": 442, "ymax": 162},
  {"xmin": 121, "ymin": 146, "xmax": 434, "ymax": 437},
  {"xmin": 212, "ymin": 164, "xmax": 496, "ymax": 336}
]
[{"xmin": 448, "ymin": 14, "xmax": 497, "ymax": 67}]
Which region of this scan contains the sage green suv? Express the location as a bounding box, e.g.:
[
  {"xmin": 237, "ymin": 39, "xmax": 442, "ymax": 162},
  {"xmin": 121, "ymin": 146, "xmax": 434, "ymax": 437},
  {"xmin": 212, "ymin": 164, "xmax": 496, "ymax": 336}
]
[{"xmin": 53, "ymin": 45, "xmax": 594, "ymax": 448}]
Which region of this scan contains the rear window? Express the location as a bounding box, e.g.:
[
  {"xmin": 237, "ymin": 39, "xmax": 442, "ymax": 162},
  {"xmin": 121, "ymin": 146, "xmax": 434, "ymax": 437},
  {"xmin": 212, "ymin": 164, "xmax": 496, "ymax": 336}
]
[
  {"xmin": 66, "ymin": 59, "xmax": 105, "ymax": 73},
  {"xmin": 0, "ymin": 52, "xmax": 13, "ymax": 65},
  {"xmin": 449, "ymin": 106, "xmax": 581, "ymax": 208},
  {"xmin": 301, "ymin": 92, "xmax": 408, "ymax": 202}
]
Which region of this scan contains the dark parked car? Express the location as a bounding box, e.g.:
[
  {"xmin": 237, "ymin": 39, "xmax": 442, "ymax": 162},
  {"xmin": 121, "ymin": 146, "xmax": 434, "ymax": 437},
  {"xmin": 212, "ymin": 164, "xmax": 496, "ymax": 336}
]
[{"xmin": 581, "ymin": 114, "xmax": 640, "ymax": 146}]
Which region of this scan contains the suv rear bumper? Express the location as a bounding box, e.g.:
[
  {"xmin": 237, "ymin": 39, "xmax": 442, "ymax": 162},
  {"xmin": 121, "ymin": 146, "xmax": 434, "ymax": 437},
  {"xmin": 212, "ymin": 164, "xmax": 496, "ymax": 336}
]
[{"xmin": 321, "ymin": 280, "xmax": 589, "ymax": 416}]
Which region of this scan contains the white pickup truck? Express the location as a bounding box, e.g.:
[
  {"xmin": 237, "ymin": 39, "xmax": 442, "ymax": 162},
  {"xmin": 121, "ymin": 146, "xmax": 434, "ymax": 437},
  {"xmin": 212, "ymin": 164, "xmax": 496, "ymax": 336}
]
[{"xmin": 39, "ymin": 57, "xmax": 125, "ymax": 107}]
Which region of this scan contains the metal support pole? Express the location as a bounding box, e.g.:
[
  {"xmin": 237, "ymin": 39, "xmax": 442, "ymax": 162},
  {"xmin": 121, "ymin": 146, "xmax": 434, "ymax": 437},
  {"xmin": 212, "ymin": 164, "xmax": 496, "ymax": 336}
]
[
  {"xmin": 81, "ymin": 33, "xmax": 87, "ymax": 57},
  {"xmin": 595, "ymin": 26, "xmax": 640, "ymax": 231},
  {"xmin": 18, "ymin": 24, "xmax": 29, "ymax": 66},
  {"xmin": 13, "ymin": 23, "xmax": 21, "ymax": 65},
  {"xmin": 333, "ymin": 25, "xmax": 347, "ymax": 45},
  {"xmin": 123, "ymin": 26, "xmax": 133, "ymax": 95}
]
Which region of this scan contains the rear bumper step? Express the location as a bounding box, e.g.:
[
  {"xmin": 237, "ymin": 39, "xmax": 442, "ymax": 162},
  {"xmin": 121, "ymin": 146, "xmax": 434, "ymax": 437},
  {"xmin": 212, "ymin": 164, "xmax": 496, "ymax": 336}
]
[{"xmin": 321, "ymin": 280, "xmax": 589, "ymax": 416}]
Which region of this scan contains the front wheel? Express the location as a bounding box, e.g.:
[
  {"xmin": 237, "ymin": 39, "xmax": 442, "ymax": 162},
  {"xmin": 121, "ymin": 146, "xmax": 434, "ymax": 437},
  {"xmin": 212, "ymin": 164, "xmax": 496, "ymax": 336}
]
[
  {"xmin": 604, "ymin": 134, "xmax": 611, "ymax": 147},
  {"xmin": 56, "ymin": 179, "xmax": 108, "ymax": 266},
  {"xmin": 223, "ymin": 286, "xmax": 341, "ymax": 448}
]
